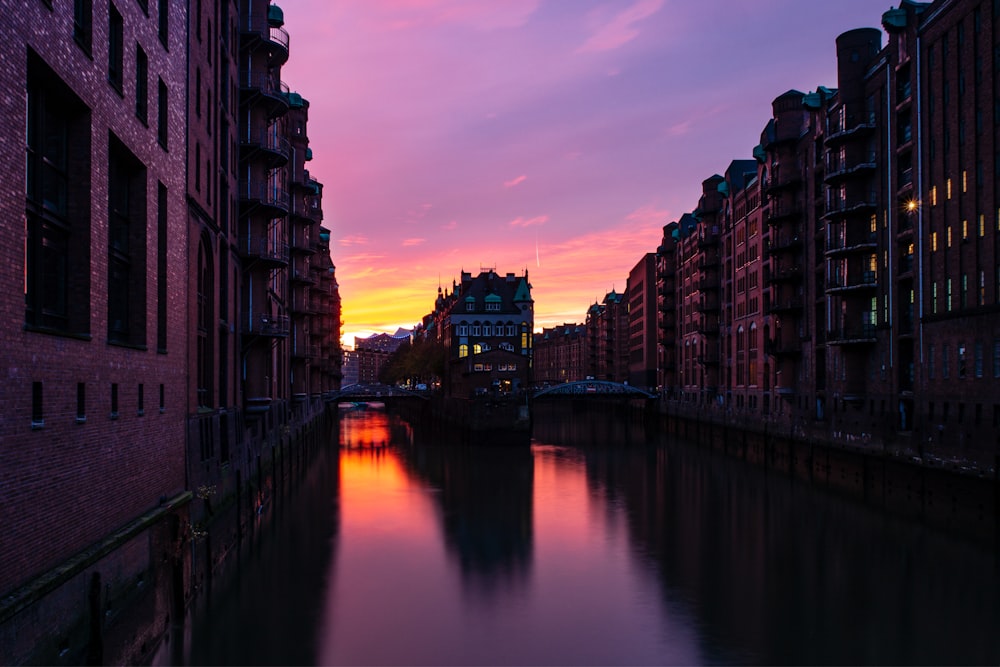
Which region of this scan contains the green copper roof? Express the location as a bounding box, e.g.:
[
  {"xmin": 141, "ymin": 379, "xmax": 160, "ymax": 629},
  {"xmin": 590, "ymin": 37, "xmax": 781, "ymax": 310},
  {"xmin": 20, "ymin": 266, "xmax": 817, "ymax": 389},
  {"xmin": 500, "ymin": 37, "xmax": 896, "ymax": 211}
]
[
  {"xmin": 285, "ymin": 91, "xmax": 304, "ymax": 108},
  {"xmin": 305, "ymin": 147, "xmax": 313, "ymax": 161},
  {"xmin": 513, "ymin": 278, "xmax": 532, "ymax": 303},
  {"xmin": 485, "ymin": 293, "xmax": 501, "ymax": 302},
  {"xmin": 752, "ymin": 144, "xmax": 766, "ymax": 162},
  {"xmin": 882, "ymin": 7, "xmax": 906, "ymax": 29},
  {"xmin": 268, "ymin": 4, "xmax": 284, "ymax": 27}
]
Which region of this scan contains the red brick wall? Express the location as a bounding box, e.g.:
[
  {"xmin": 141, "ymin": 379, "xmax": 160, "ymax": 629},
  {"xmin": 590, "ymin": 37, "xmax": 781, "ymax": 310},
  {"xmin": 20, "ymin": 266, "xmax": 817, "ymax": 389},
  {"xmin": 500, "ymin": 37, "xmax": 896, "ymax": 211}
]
[{"xmin": 0, "ymin": 0, "xmax": 188, "ymax": 595}]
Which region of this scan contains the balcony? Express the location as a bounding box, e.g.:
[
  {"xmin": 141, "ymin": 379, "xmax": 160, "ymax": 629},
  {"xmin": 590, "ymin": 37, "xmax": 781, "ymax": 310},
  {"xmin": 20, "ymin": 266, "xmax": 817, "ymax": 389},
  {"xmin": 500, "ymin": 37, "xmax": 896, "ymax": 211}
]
[
  {"xmin": 826, "ymin": 270, "xmax": 877, "ymax": 293},
  {"xmin": 243, "ymin": 313, "xmax": 289, "ymax": 337},
  {"xmin": 290, "ymin": 228, "xmax": 315, "ymax": 254},
  {"xmin": 824, "ymin": 153, "xmax": 877, "ymax": 183},
  {"xmin": 697, "ymin": 234, "xmax": 719, "ymax": 249},
  {"xmin": 239, "ymin": 70, "xmax": 290, "ymax": 119},
  {"xmin": 290, "ymin": 265, "xmax": 316, "ymax": 285},
  {"xmin": 241, "ymin": 9, "xmax": 290, "ymax": 65},
  {"xmin": 697, "ymin": 255, "xmax": 719, "ymax": 270},
  {"xmin": 766, "ymin": 172, "xmax": 803, "ymax": 194},
  {"xmin": 766, "ymin": 266, "xmax": 803, "ymax": 284},
  {"xmin": 240, "ymin": 128, "xmax": 290, "ymax": 168},
  {"xmin": 766, "ymin": 234, "xmax": 802, "ymax": 255},
  {"xmin": 826, "ymin": 110, "xmax": 876, "ymax": 145},
  {"xmin": 824, "ymin": 230, "xmax": 877, "ymax": 255},
  {"xmin": 766, "ymin": 204, "xmax": 802, "ymax": 226},
  {"xmin": 239, "ymin": 236, "xmax": 289, "ymax": 268},
  {"xmin": 823, "ymin": 195, "xmax": 877, "ymax": 220},
  {"xmin": 240, "ymin": 179, "xmax": 289, "ymax": 216},
  {"xmin": 826, "ymin": 323, "xmax": 877, "ymax": 345}
]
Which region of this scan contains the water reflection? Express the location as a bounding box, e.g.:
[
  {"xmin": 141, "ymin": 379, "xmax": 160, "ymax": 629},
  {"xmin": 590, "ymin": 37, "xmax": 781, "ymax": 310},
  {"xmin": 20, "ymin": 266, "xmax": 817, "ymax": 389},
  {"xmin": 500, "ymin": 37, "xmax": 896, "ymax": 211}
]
[
  {"xmin": 318, "ymin": 408, "xmax": 698, "ymax": 666},
  {"xmin": 179, "ymin": 406, "xmax": 1000, "ymax": 665}
]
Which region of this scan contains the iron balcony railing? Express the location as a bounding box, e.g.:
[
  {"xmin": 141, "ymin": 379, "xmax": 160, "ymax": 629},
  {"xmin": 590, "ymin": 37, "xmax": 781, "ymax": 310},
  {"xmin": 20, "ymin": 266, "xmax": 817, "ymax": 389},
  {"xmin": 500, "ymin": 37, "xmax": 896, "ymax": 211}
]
[
  {"xmin": 243, "ymin": 313, "xmax": 289, "ymax": 337},
  {"xmin": 241, "ymin": 236, "xmax": 289, "ymax": 266},
  {"xmin": 827, "ymin": 323, "xmax": 877, "ymax": 344}
]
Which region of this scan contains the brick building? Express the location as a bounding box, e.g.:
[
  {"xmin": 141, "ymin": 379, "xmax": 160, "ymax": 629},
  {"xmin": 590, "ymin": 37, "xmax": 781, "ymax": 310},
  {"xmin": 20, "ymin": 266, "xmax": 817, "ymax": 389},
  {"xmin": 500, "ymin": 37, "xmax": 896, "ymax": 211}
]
[
  {"xmin": 652, "ymin": 0, "xmax": 1000, "ymax": 459},
  {"xmin": 0, "ymin": 0, "xmax": 189, "ymax": 663},
  {"xmin": 355, "ymin": 330, "xmax": 411, "ymax": 384},
  {"xmin": 422, "ymin": 270, "xmax": 534, "ymax": 397},
  {"xmin": 533, "ymin": 324, "xmax": 588, "ymax": 385},
  {"xmin": 0, "ymin": 1, "xmax": 341, "ymax": 663},
  {"xmin": 627, "ymin": 253, "xmax": 658, "ymax": 390},
  {"xmin": 585, "ymin": 289, "xmax": 630, "ymax": 382}
]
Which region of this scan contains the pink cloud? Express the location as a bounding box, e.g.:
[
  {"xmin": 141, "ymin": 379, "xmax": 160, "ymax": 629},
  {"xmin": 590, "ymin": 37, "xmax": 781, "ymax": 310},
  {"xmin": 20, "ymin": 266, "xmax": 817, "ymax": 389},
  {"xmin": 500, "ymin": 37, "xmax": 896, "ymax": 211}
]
[
  {"xmin": 374, "ymin": 0, "xmax": 541, "ymax": 31},
  {"xmin": 577, "ymin": 0, "xmax": 665, "ymax": 53},
  {"xmin": 504, "ymin": 174, "xmax": 528, "ymax": 188},
  {"xmin": 402, "ymin": 238, "xmax": 426, "ymax": 246},
  {"xmin": 338, "ymin": 235, "xmax": 369, "ymax": 246},
  {"xmin": 509, "ymin": 215, "xmax": 549, "ymax": 228}
]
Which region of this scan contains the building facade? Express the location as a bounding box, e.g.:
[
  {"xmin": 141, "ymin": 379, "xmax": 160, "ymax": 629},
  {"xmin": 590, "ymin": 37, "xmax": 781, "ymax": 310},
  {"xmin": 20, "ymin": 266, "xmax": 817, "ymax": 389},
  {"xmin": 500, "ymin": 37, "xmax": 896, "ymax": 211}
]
[
  {"xmin": 423, "ymin": 270, "xmax": 534, "ymax": 397},
  {"xmin": 533, "ymin": 324, "xmax": 588, "ymax": 385},
  {"xmin": 627, "ymin": 253, "xmax": 658, "ymax": 390},
  {"xmin": 0, "ymin": 0, "xmax": 189, "ymax": 663},
  {"xmin": 0, "ymin": 1, "xmax": 341, "ymax": 663}
]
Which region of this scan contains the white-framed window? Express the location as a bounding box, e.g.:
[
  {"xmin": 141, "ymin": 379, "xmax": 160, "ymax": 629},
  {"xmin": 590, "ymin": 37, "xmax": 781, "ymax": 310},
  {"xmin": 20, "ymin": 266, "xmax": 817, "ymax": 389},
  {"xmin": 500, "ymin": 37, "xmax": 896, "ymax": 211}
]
[
  {"xmin": 472, "ymin": 325, "xmax": 481, "ymax": 336},
  {"xmin": 457, "ymin": 324, "xmax": 468, "ymax": 336},
  {"xmin": 483, "ymin": 323, "xmax": 492, "ymax": 336}
]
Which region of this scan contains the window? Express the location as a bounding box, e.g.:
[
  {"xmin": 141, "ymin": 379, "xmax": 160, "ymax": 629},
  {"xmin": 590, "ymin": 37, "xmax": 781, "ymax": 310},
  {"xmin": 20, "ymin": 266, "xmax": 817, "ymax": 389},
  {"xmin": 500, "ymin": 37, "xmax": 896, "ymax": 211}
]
[
  {"xmin": 157, "ymin": 78, "xmax": 168, "ymax": 148},
  {"xmin": 25, "ymin": 54, "xmax": 92, "ymax": 335},
  {"xmin": 108, "ymin": 136, "xmax": 148, "ymax": 347},
  {"xmin": 943, "ymin": 345, "xmax": 950, "ymax": 378},
  {"xmin": 135, "ymin": 45, "xmax": 148, "ymax": 123},
  {"xmin": 157, "ymin": 183, "xmax": 167, "ymax": 352},
  {"xmin": 928, "ymin": 345, "xmax": 935, "ymax": 379},
  {"xmin": 77, "ymin": 382, "xmax": 86, "ymax": 423},
  {"xmin": 958, "ymin": 345, "xmax": 967, "ymax": 379},
  {"xmin": 108, "ymin": 3, "xmax": 123, "ymax": 92},
  {"xmin": 483, "ymin": 323, "xmax": 492, "ymax": 337},
  {"xmin": 975, "ymin": 342, "xmax": 984, "ymax": 378},
  {"xmin": 457, "ymin": 324, "xmax": 468, "ymax": 337},
  {"xmin": 458, "ymin": 344, "xmax": 468, "ymax": 358},
  {"xmin": 111, "ymin": 383, "xmax": 119, "ymax": 419},
  {"xmin": 32, "ymin": 382, "xmax": 44, "ymax": 429},
  {"xmin": 159, "ymin": 383, "xmax": 165, "ymax": 412},
  {"xmin": 137, "ymin": 383, "xmax": 145, "ymax": 415},
  {"xmin": 158, "ymin": 0, "xmax": 168, "ymax": 46},
  {"xmin": 473, "ymin": 343, "xmax": 482, "ymax": 355},
  {"xmin": 471, "ymin": 325, "xmax": 481, "ymax": 336},
  {"xmin": 74, "ymin": 0, "xmax": 93, "ymax": 54}
]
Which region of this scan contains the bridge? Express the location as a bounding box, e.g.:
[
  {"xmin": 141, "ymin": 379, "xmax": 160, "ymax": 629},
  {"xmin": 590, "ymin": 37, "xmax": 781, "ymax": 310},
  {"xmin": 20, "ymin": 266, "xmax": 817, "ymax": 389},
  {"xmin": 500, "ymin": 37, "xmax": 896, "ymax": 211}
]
[
  {"xmin": 330, "ymin": 383, "xmax": 430, "ymax": 405},
  {"xmin": 532, "ymin": 380, "xmax": 656, "ymax": 399}
]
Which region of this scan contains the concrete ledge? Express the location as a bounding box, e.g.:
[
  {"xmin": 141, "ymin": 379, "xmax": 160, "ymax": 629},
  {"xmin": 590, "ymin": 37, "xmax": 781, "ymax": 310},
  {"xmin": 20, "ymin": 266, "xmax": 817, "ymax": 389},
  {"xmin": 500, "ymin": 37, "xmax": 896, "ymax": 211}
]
[{"xmin": 0, "ymin": 491, "xmax": 192, "ymax": 624}]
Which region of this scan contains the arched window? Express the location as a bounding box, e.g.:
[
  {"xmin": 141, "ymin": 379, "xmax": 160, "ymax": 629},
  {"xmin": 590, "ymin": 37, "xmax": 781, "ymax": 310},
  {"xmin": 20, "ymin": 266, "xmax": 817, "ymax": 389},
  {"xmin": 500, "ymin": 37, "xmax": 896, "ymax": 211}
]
[
  {"xmin": 473, "ymin": 343, "xmax": 482, "ymax": 355},
  {"xmin": 459, "ymin": 344, "xmax": 468, "ymax": 358}
]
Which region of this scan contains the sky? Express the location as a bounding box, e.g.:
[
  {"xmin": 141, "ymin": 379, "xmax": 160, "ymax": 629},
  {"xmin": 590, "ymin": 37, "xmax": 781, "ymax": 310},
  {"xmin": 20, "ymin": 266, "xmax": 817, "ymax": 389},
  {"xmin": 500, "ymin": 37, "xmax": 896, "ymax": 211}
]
[{"xmin": 280, "ymin": 0, "xmax": 890, "ymax": 348}]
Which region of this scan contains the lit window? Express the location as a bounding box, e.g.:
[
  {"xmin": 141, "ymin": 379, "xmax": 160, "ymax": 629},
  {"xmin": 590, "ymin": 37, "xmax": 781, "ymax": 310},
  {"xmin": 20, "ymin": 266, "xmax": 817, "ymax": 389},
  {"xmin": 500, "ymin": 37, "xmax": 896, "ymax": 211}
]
[
  {"xmin": 931, "ymin": 232, "xmax": 938, "ymax": 251},
  {"xmin": 459, "ymin": 344, "xmax": 468, "ymax": 358},
  {"xmin": 947, "ymin": 178, "xmax": 952, "ymax": 199},
  {"xmin": 473, "ymin": 343, "xmax": 482, "ymax": 354}
]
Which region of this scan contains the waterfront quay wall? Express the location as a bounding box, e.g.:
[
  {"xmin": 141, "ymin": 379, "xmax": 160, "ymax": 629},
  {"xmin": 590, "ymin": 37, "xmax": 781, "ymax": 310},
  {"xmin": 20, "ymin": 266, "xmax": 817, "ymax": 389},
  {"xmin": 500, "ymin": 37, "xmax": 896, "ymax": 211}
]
[
  {"xmin": 183, "ymin": 398, "xmax": 336, "ymax": 604},
  {"xmin": 0, "ymin": 399, "xmax": 333, "ymax": 666},
  {"xmin": 654, "ymin": 400, "xmax": 999, "ymax": 544}
]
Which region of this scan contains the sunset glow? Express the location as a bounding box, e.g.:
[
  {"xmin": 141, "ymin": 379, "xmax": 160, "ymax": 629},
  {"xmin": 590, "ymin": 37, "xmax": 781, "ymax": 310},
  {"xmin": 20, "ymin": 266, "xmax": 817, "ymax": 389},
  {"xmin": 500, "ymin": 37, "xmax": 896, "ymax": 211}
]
[{"xmin": 280, "ymin": 0, "xmax": 886, "ymax": 346}]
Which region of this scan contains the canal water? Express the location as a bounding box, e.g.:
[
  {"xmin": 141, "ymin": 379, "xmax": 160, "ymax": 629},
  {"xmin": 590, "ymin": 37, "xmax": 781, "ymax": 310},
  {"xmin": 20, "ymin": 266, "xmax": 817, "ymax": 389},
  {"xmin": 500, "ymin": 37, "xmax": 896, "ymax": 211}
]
[{"xmin": 172, "ymin": 405, "xmax": 999, "ymax": 665}]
